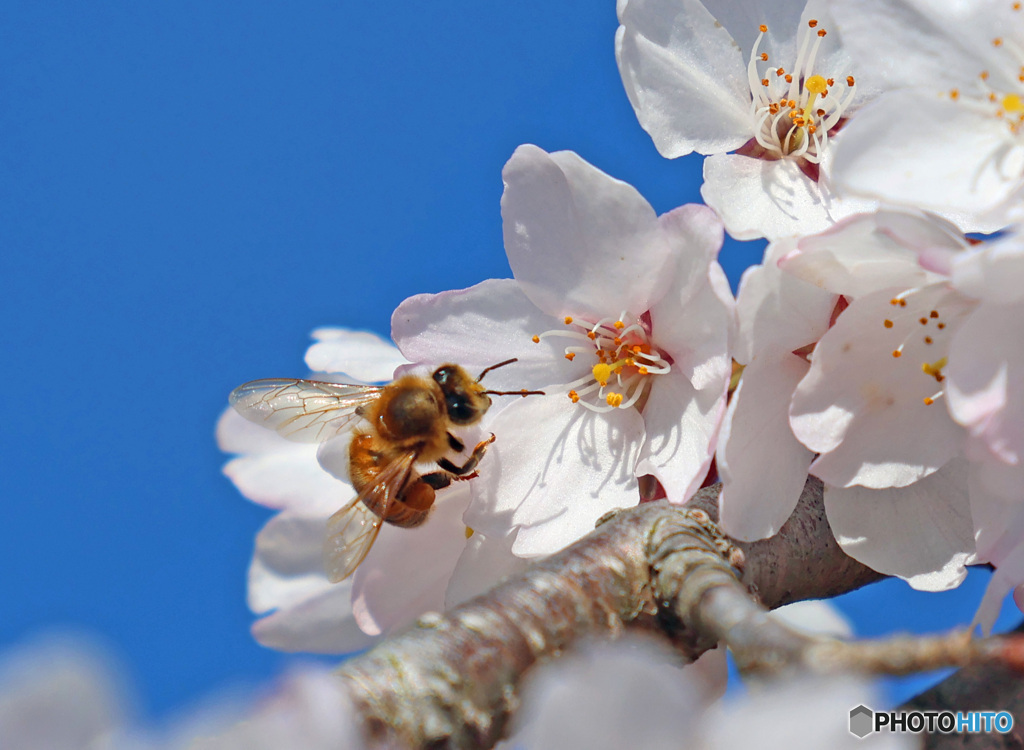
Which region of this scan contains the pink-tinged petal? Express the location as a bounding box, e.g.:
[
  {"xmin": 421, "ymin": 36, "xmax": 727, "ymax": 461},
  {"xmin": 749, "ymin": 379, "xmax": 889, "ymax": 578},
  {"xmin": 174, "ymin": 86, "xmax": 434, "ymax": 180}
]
[
  {"xmin": 782, "ymin": 211, "xmax": 953, "ymax": 299},
  {"xmin": 501, "ymin": 145, "xmax": 677, "ymax": 319},
  {"xmin": 734, "ymin": 239, "xmax": 837, "ymax": 361},
  {"xmin": 304, "ymin": 328, "xmax": 407, "ymax": 383},
  {"xmin": 948, "ymin": 301, "xmax": 1024, "ymax": 463},
  {"xmin": 649, "ymin": 207, "xmax": 732, "ymax": 390},
  {"xmin": 251, "ymin": 582, "xmax": 374, "ymax": 654},
  {"xmin": 657, "ymin": 203, "xmax": 726, "ymax": 305},
  {"xmin": 445, "ymin": 530, "xmax": 529, "ymax": 610},
  {"xmin": 467, "ymin": 394, "xmax": 645, "ymax": 556},
  {"xmin": 652, "ymin": 264, "xmax": 732, "ymax": 391},
  {"xmin": 831, "ymin": 93, "xmax": 1024, "ymax": 232},
  {"xmin": 248, "ymin": 512, "xmax": 332, "ymax": 615},
  {"xmin": 967, "ymin": 467, "xmax": 1024, "ymax": 568},
  {"xmin": 392, "ymin": 279, "xmax": 586, "ymax": 392},
  {"xmin": 702, "ymin": 155, "xmax": 844, "ymax": 241},
  {"xmin": 615, "ymin": 0, "xmax": 752, "ymax": 158},
  {"xmin": 636, "ymin": 370, "xmax": 725, "ymax": 503},
  {"xmin": 791, "ymin": 286, "xmax": 968, "ymax": 488},
  {"xmin": 719, "ymin": 353, "xmax": 815, "ymax": 541},
  {"xmin": 824, "ymin": 459, "xmax": 975, "ymax": 591},
  {"xmin": 350, "ymin": 488, "xmax": 472, "ymax": 637},
  {"xmin": 952, "ymin": 233, "xmax": 1024, "ymax": 304},
  {"xmin": 973, "ymin": 543, "xmax": 1024, "ymax": 636}
]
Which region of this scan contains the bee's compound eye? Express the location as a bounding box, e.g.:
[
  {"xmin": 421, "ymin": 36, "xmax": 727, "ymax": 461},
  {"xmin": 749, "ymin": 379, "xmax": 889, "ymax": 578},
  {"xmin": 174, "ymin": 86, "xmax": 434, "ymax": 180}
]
[
  {"xmin": 432, "ymin": 366, "xmax": 455, "ymax": 387},
  {"xmin": 445, "ymin": 395, "xmax": 475, "ymax": 424}
]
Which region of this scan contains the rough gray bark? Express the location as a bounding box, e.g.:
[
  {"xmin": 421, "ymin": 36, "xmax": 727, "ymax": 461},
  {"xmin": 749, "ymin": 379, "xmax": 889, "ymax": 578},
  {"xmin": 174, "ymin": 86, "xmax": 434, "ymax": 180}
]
[{"xmin": 336, "ymin": 478, "xmax": 1021, "ymax": 749}]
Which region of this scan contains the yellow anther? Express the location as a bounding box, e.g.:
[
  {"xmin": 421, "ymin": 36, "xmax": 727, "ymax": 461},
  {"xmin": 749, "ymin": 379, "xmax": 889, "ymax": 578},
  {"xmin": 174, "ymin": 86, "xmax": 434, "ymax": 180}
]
[
  {"xmin": 587, "ymin": 331, "xmax": 597, "ymax": 340},
  {"xmin": 592, "ymin": 363, "xmax": 612, "ymax": 386},
  {"xmin": 531, "ymin": 335, "xmax": 540, "ymax": 343},
  {"xmin": 606, "ymin": 392, "xmax": 624, "ymax": 407},
  {"xmin": 613, "ymin": 320, "xmax": 625, "ymax": 330},
  {"xmin": 638, "ymin": 366, "xmax": 648, "ymax": 375},
  {"xmin": 923, "ymin": 397, "xmax": 935, "ymax": 406},
  {"xmin": 564, "ymin": 352, "xmax": 576, "ymax": 361},
  {"xmin": 884, "ymin": 319, "xmax": 894, "ymax": 328},
  {"xmin": 892, "ymin": 350, "xmax": 903, "ymax": 358},
  {"xmin": 1003, "ymin": 94, "xmax": 1024, "ymax": 112},
  {"xmin": 564, "ymin": 316, "xmax": 573, "ymax": 324},
  {"xmin": 465, "ymin": 526, "xmax": 475, "ymax": 539},
  {"xmin": 759, "ymin": 24, "xmax": 767, "ymax": 32},
  {"xmin": 568, "ymin": 390, "xmax": 580, "ymax": 403}
]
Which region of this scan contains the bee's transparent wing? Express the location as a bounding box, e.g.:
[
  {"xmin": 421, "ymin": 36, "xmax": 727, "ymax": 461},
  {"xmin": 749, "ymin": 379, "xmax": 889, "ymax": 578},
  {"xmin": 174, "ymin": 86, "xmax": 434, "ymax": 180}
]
[
  {"xmin": 323, "ymin": 451, "xmax": 416, "ymax": 583},
  {"xmin": 229, "ymin": 378, "xmax": 383, "ymax": 443}
]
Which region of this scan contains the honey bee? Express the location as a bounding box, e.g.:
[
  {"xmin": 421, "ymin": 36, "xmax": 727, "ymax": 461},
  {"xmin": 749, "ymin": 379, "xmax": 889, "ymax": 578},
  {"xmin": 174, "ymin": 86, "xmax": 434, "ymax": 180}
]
[{"xmin": 229, "ymin": 359, "xmax": 541, "ymax": 582}]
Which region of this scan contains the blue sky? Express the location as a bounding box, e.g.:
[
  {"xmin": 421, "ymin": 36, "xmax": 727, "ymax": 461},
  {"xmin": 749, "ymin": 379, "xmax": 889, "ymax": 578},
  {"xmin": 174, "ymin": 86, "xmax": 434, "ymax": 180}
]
[{"xmin": 1, "ymin": 0, "xmax": 1018, "ymax": 723}]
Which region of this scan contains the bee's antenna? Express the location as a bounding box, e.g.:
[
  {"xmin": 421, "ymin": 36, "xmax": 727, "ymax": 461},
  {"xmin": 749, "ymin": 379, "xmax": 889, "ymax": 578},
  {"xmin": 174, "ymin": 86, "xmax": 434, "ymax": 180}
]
[
  {"xmin": 483, "ymin": 388, "xmax": 545, "ymax": 398},
  {"xmin": 477, "ymin": 358, "xmax": 519, "ymax": 381}
]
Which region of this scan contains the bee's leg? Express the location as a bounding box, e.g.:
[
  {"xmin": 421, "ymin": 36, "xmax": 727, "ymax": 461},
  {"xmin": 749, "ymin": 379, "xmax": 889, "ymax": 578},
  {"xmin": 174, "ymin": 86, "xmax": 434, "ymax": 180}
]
[
  {"xmin": 447, "ymin": 432, "xmax": 465, "ymax": 453},
  {"xmin": 420, "ymin": 472, "xmax": 453, "ymax": 490},
  {"xmin": 437, "ymin": 433, "xmax": 496, "ymax": 476}
]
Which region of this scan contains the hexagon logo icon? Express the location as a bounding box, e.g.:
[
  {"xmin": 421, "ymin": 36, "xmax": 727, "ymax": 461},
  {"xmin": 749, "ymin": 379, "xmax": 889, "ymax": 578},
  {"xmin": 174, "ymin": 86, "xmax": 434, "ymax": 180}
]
[{"xmin": 849, "ymin": 704, "xmax": 874, "ymax": 738}]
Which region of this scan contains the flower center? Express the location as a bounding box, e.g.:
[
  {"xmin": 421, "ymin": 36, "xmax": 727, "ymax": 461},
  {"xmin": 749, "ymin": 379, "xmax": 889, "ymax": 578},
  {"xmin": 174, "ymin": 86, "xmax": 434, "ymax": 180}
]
[
  {"xmin": 948, "ymin": 4, "xmax": 1024, "ymax": 134},
  {"xmin": 746, "ymin": 19, "xmax": 856, "ymax": 163},
  {"xmin": 531, "ymin": 313, "xmax": 670, "ymax": 412},
  {"xmin": 880, "ymin": 291, "xmax": 973, "ymax": 406}
]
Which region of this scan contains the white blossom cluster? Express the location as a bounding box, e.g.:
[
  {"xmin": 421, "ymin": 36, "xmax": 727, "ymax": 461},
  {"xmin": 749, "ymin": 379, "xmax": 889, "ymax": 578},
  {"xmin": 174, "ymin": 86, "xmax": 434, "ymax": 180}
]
[{"xmin": 219, "ymin": 0, "xmax": 1024, "ymax": 667}]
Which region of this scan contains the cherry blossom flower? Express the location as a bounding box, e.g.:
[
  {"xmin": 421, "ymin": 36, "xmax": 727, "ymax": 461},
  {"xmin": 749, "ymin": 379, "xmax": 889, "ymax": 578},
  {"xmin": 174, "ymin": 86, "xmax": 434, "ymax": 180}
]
[
  {"xmin": 777, "ymin": 211, "xmax": 979, "ymax": 589},
  {"xmin": 393, "ymin": 144, "xmax": 733, "ymax": 556},
  {"xmin": 616, "ymin": 0, "xmax": 876, "ymax": 240},
  {"xmin": 830, "ymin": 0, "xmax": 1024, "ymax": 231},
  {"xmin": 219, "ymin": 328, "xmax": 526, "ymax": 652}
]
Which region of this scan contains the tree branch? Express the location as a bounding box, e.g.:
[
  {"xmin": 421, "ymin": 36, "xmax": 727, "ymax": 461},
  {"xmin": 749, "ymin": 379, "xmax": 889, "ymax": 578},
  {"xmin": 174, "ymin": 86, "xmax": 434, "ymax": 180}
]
[{"xmin": 336, "ymin": 478, "xmax": 1022, "ymax": 748}]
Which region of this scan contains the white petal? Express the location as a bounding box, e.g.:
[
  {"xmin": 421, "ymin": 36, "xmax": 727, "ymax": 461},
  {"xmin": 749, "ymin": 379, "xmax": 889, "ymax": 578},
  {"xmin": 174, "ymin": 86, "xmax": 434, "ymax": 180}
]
[
  {"xmin": 831, "ymin": 0, "xmax": 1007, "ymax": 92},
  {"xmin": 948, "ymin": 301, "xmax": 1024, "ymax": 464},
  {"xmin": 304, "ymin": 328, "xmax": 407, "ymax": 383},
  {"xmin": 770, "ymin": 600, "xmax": 854, "ymax": 639},
  {"xmin": 468, "ymin": 394, "xmax": 645, "ymax": 556},
  {"xmin": 445, "ymin": 530, "xmax": 529, "ymax": 610},
  {"xmin": 973, "ymin": 553, "xmax": 1024, "ymax": 637},
  {"xmin": 615, "ymin": 0, "xmax": 752, "ymax": 158},
  {"xmin": 648, "ymin": 207, "xmax": 733, "ymax": 390},
  {"xmin": 500, "ymin": 145, "xmax": 677, "ymax": 319},
  {"xmin": 832, "ymin": 93, "xmax": 1024, "ymax": 231},
  {"xmin": 791, "ymin": 286, "xmax": 967, "ymax": 488},
  {"xmin": 248, "ymin": 512, "xmax": 332, "ymax": 615},
  {"xmin": 350, "ymin": 488, "xmax": 471, "ymax": 636},
  {"xmin": 224, "ymin": 441, "xmax": 347, "ymax": 516},
  {"xmin": 391, "ymin": 279, "xmax": 585, "ymax": 393},
  {"xmin": 734, "ymin": 238, "xmax": 836, "ymax": 362},
  {"xmin": 507, "ymin": 637, "xmax": 703, "ymax": 750},
  {"xmin": 824, "ymin": 459, "xmax": 975, "ymax": 591},
  {"xmin": 952, "ymin": 233, "xmax": 1024, "ymax": 305},
  {"xmin": 719, "ymin": 352, "xmax": 815, "ymax": 541},
  {"xmin": 782, "ymin": 210, "xmax": 954, "ymax": 298},
  {"xmin": 702, "ymin": 155, "xmax": 837, "ymax": 241},
  {"xmin": 636, "ymin": 370, "xmax": 725, "ymax": 503},
  {"xmin": 251, "ymin": 583, "xmax": 374, "ymax": 655},
  {"xmin": 217, "ymin": 405, "xmax": 293, "ymax": 454}
]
